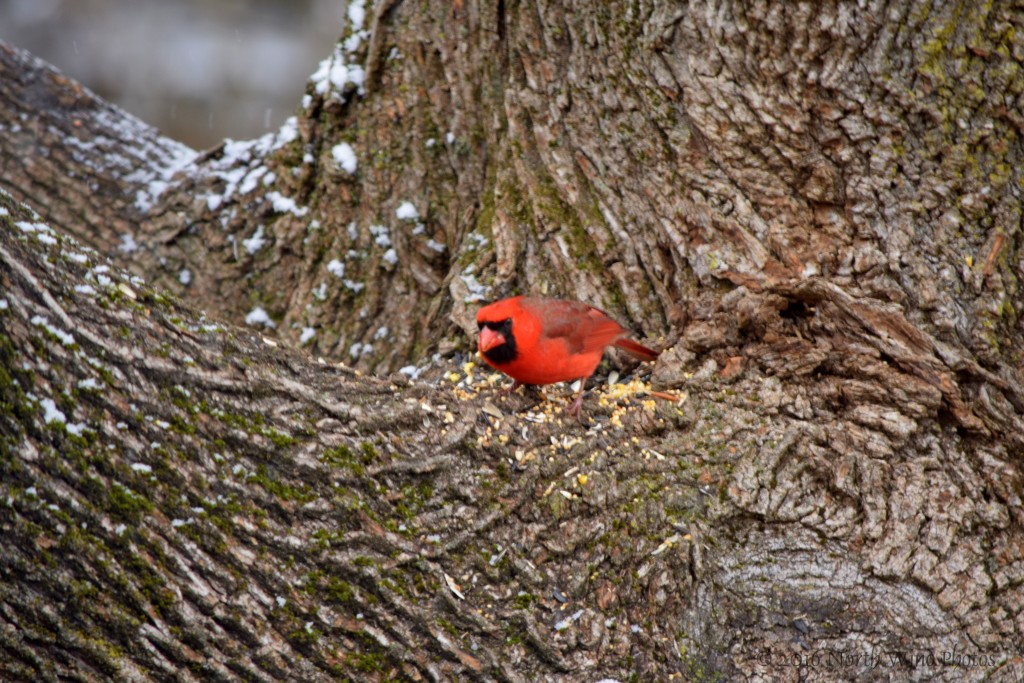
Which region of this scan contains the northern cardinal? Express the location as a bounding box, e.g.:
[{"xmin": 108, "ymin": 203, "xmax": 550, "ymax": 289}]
[{"xmin": 476, "ymin": 296, "xmax": 659, "ymax": 416}]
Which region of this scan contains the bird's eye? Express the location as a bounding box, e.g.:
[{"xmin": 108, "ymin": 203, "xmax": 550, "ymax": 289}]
[{"xmin": 502, "ymin": 318, "xmax": 513, "ymax": 331}]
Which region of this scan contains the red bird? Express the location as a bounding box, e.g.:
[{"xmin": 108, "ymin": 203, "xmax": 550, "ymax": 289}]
[{"xmin": 476, "ymin": 296, "xmax": 659, "ymax": 416}]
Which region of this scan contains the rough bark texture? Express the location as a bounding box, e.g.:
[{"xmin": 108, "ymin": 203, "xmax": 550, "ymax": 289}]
[{"xmin": 2, "ymin": 0, "xmax": 1024, "ymax": 681}]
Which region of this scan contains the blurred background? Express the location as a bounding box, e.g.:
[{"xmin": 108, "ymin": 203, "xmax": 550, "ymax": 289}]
[{"xmin": 0, "ymin": 0, "xmax": 347, "ymax": 149}]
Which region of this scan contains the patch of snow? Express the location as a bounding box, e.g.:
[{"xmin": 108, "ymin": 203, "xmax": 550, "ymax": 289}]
[
  {"xmin": 245, "ymin": 307, "xmax": 276, "ymax": 328},
  {"xmin": 267, "ymin": 191, "xmax": 309, "ymax": 217},
  {"xmin": 118, "ymin": 233, "xmax": 139, "ymax": 253},
  {"xmin": 40, "ymin": 398, "xmax": 66, "ymax": 424},
  {"xmin": 344, "ymin": 31, "xmax": 366, "ymax": 54},
  {"xmin": 554, "ymin": 609, "xmax": 584, "ymax": 632},
  {"xmin": 310, "ymin": 45, "xmax": 366, "ymax": 100},
  {"xmin": 126, "ymin": 136, "xmax": 198, "ymax": 214},
  {"xmin": 242, "ymin": 225, "xmax": 267, "ymax": 254},
  {"xmin": 331, "ymin": 142, "xmax": 358, "ymax": 174},
  {"xmin": 277, "ymin": 116, "xmax": 299, "ymax": 145},
  {"xmin": 179, "ymin": 268, "xmax": 192, "ymax": 285},
  {"xmin": 348, "ymin": 0, "xmax": 367, "ymax": 30},
  {"xmin": 327, "ymin": 259, "xmax": 345, "ymax": 278},
  {"xmin": 399, "ymin": 365, "xmax": 422, "ymax": 379},
  {"xmin": 382, "ymin": 248, "xmax": 398, "ymax": 265},
  {"xmin": 299, "ymin": 327, "xmax": 316, "ymax": 344},
  {"xmin": 395, "ymin": 201, "xmax": 419, "ymax": 221},
  {"xmin": 349, "ymin": 342, "xmax": 373, "ymax": 358},
  {"xmin": 426, "ymin": 239, "xmax": 446, "ymax": 253},
  {"xmin": 130, "ymin": 463, "xmax": 153, "ymax": 474},
  {"xmin": 78, "ymin": 378, "xmax": 103, "ymax": 391},
  {"xmin": 30, "ymin": 316, "xmax": 75, "ymax": 346},
  {"xmin": 369, "ymin": 224, "xmax": 391, "ymax": 247},
  {"xmin": 188, "ymin": 123, "xmax": 296, "ymax": 213},
  {"xmin": 346, "ymin": 64, "xmax": 366, "ymax": 89},
  {"xmin": 239, "ymin": 166, "xmax": 268, "ymax": 195},
  {"xmin": 460, "ymin": 273, "xmax": 488, "ymax": 302},
  {"xmin": 15, "ymin": 221, "xmax": 53, "ymax": 234}
]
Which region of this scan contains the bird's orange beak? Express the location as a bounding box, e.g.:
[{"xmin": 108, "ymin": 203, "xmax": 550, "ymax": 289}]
[{"xmin": 478, "ymin": 327, "xmax": 505, "ymax": 353}]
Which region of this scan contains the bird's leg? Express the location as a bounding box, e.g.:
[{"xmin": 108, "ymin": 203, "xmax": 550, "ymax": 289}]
[
  {"xmin": 567, "ymin": 378, "xmax": 587, "ymax": 417},
  {"xmin": 504, "ymin": 379, "xmax": 522, "ymax": 397}
]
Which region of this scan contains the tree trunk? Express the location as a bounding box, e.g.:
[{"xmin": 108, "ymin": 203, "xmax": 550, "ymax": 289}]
[{"xmin": 2, "ymin": 0, "xmax": 1023, "ymax": 680}]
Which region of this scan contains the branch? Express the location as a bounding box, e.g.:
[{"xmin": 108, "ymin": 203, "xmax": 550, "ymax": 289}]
[{"xmin": 0, "ymin": 42, "xmax": 196, "ymax": 254}]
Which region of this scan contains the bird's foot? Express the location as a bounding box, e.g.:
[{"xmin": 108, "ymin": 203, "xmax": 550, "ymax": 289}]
[{"xmin": 566, "ymin": 390, "xmax": 585, "ymax": 419}]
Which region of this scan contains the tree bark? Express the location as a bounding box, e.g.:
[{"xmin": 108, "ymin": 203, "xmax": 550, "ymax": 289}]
[{"xmin": 2, "ymin": 0, "xmax": 1024, "ymax": 681}]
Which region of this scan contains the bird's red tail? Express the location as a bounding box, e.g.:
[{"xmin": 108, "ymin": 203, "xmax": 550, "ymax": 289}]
[{"xmin": 614, "ymin": 338, "xmax": 659, "ymax": 362}]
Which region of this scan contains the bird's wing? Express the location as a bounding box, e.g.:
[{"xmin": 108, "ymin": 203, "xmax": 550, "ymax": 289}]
[{"xmin": 529, "ymin": 298, "xmax": 625, "ymax": 354}]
